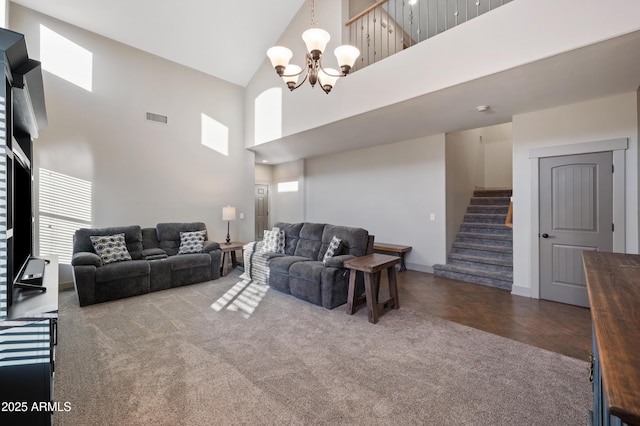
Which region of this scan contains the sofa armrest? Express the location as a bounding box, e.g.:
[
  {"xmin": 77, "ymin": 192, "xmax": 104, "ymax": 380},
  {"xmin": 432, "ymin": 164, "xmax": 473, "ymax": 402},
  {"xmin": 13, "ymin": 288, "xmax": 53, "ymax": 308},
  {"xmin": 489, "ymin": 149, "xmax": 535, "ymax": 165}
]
[
  {"xmin": 72, "ymin": 263, "xmax": 98, "ymax": 307},
  {"xmin": 203, "ymin": 240, "xmax": 221, "ymax": 252},
  {"xmin": 72, "ymin": 251, "xmax": 102, "ymax": 267},
  {"xmin": 324, "ymin": 254, "xmax": 355, "ymax": 268}
]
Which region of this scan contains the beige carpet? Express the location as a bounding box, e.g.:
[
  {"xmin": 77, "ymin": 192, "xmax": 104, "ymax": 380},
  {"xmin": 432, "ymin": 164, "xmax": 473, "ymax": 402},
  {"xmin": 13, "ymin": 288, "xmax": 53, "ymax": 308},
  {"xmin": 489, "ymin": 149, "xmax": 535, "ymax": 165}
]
[{"xmin": 54, "ymin": 270, "xmax": 591, "ymax": 425}]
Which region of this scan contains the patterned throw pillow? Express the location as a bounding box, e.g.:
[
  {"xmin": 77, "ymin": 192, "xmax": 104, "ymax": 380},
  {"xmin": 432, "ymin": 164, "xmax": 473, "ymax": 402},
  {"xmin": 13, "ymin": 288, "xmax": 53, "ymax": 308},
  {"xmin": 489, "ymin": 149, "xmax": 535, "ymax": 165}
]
[
  {"xmin": 178, "ymin": 230, "xmax": 207, "ymax": 254},
  {"xmin": 322, "ymin": 236, "xmax": 342, "ymax": 265},
  {"xmin": 90, "ymin": 233, "xmax": 132, "ymax": 264},
  {"xmin": 261, "ymin": 227, "xmax": 285, "ymax": 253}
]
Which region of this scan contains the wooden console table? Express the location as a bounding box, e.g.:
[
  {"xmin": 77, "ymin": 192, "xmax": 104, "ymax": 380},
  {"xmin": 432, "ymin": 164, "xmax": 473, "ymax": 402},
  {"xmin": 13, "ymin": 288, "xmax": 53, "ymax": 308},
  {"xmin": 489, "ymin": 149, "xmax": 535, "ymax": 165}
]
[
  {"xmin": 373, "ymin": 242, "xmax": 411, "ymax": 272},
  {"xmin": 583, "ymin": 251, "xmax": 640, "ymax": 425},
  {"xmin": 344, "ymin": 253, "xmax": 400, "ymax": 324}
]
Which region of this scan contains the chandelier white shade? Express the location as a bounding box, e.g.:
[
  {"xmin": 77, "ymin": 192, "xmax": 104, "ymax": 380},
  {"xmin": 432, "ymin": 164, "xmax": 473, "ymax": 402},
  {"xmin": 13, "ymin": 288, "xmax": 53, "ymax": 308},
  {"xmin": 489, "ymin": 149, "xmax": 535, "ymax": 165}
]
[
  {"xmin": 265, "ymin": 46, "xmax": 293, "ymax": 70},
  {"xmin": 301, "ymin": 28, "xmax": 330, "ymax": 54},
  {"xmin": 266, "ymin": 0, "xmax": 360, "ymax": 94}
]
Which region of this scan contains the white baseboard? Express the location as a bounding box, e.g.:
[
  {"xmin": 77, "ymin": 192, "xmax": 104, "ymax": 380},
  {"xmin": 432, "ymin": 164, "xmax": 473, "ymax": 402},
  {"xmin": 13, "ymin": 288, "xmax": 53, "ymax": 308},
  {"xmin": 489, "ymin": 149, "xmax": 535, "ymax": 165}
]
[
  {"xmin": 406, "ymin": 263, "xmax": 433, "ymax": 274},
  {"xmin": 511, "ymin": 285, "xmax": 532, "ymax": 298}
]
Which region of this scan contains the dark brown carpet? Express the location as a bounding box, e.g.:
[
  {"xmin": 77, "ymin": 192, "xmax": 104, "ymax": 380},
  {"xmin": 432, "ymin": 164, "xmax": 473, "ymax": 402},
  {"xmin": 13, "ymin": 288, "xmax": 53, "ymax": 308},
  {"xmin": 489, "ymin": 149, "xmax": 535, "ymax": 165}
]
[{"xmin": 54, "ymin": 270, "xmax": 591, "ymax": 425}]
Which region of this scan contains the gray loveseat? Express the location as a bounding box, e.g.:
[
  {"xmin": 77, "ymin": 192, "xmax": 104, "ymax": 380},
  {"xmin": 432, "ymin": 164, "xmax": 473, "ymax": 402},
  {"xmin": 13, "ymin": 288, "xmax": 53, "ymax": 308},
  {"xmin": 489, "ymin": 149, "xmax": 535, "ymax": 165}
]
[
  {"xmin": 244, "ymin": 222, "xmax": 373, "ymax": 309},
  {"xmin": 72, "ymin": 222, "xmax": 222, "ymax": 306}
]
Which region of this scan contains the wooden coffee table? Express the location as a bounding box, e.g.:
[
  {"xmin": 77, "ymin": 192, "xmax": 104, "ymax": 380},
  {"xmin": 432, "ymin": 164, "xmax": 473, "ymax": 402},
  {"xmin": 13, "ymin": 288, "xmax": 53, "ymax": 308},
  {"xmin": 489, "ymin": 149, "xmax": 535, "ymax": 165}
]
[
  {"xmin": 219, "ymin": 241, "xmax": 245, "ymax": 276},
  {"xmin": 344, "ymin": 253, "xmax": 400, "ymax": 324}
]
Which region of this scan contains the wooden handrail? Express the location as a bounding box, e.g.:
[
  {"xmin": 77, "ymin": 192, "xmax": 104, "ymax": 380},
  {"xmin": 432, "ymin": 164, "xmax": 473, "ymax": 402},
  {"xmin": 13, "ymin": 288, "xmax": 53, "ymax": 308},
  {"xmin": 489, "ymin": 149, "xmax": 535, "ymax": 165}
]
[
  {"xmin": 345, "ymin": 0, "xmax": 389, "ymax": 27},
  {"xmin": 505, "ymin": 201, "xmax": 513, "ymax": 229}
]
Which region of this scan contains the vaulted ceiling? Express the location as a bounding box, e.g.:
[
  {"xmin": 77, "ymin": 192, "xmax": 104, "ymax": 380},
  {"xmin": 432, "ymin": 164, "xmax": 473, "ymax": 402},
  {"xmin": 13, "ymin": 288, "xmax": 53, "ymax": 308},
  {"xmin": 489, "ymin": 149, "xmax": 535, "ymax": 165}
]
[{"xmin": 10, "ymin": 0, "xmax": 306, "ymax": 87}]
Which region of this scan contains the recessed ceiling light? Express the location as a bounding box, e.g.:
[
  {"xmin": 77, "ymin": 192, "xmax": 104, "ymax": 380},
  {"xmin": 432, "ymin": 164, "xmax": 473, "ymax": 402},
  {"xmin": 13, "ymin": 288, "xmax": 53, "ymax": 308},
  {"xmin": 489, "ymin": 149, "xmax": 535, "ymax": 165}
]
[
  {"xmin": 409, "ymin": 0, "xmax": 417, "ymax": 5},
  {"xmin": 476, "ymin": 105, "xmax": 490, "ymax": 112},
  {"xmin": 262, "ymin": 160, "xmax": 268, "ymax": 163}
]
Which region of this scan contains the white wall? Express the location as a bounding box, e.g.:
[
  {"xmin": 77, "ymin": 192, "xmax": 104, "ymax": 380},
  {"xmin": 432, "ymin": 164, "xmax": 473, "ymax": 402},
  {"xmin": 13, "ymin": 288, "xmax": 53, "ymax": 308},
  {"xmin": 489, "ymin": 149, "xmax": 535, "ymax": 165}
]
[
  {"xmin": 445, "ymin": 129, "xmax": 484, "ymax": 251},
  {"xmin": 255, "ymin": 163, "xmax": 273, "ymax": 184},
  {"xmin": 272, "ymin": 160, "xmax": 305, "ymax": 224},
  {"xmin": 483, "ymin": 124, "xmax": 513, "ymax": 188},
  {"xmin": 512, "ymin": 92, "xmax": 639, "ymax": 297},
  {"xmin": 305, "ymin": 134, "xmax": 447, "ymax": 272},
  {"xmin": 10, "ymin": 5, "xmax": 255, "ymax": 257}
]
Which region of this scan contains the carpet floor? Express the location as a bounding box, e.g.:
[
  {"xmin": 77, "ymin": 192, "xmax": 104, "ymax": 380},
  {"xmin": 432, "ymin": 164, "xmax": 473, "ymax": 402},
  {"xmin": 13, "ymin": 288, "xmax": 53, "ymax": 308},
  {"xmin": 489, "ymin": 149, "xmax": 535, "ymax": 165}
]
[{"xmin": 54, "ymin": 270, "xmax": 591, "ymax": 425}]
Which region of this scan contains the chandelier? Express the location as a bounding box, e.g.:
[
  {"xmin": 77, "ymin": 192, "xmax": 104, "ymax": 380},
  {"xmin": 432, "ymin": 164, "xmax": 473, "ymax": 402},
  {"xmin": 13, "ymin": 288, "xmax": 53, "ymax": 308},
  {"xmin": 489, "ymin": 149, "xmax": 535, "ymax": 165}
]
[{"xmin": 266, "ymin": 0, "xmax": 360, "ymax": 94}]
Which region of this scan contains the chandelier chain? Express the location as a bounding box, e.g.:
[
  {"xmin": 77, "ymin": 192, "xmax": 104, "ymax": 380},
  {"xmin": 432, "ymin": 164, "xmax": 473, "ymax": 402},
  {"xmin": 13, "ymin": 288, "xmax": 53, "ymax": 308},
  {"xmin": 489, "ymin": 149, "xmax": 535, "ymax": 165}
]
[{"xmin": 310, "ymin": 0, "xmax": 316, "ymax": 27}]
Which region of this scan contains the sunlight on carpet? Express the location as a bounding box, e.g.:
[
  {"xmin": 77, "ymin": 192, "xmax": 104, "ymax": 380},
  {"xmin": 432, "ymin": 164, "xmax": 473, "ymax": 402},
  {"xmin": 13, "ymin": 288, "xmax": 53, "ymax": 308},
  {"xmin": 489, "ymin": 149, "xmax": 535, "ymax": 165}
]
[{"xmin": 210, "ymin": 279, "xmax": 269, "ymax": 318}]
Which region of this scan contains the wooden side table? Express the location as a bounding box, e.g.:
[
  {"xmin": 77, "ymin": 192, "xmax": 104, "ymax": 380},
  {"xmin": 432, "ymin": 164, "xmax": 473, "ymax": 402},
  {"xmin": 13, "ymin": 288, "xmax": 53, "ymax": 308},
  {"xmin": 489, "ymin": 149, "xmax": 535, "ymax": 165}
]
[
  {"xmin": 219, "ymin": 241, "xmax": 245, "ymax": 276},
  {"xmin": 373, "ymin": 242, "xmax": 412, "ymax": 272},
  {"xmin": 344, "ymin": 253, "xmax": 401, "ymax": 324}
]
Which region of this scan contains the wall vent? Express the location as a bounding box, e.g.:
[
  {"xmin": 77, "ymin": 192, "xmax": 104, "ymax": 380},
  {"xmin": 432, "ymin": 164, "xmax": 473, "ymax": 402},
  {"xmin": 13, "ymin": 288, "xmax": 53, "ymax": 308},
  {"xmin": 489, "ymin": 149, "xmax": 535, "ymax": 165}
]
[{"xmin": 146, "ymin": 112, "xmax": 168, "ymax": 124}]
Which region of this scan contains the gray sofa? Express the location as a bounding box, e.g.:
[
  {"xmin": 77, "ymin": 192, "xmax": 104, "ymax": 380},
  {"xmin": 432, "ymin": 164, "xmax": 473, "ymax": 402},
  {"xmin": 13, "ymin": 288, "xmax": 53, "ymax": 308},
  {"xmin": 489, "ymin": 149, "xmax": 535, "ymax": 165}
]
[
  {"xmin": 250, "ymin": 222, "xmax": 373, "ymax": 309},
  {"xmin": 72, "ymin": 222, "xmax": 222, "ymax": 306}
]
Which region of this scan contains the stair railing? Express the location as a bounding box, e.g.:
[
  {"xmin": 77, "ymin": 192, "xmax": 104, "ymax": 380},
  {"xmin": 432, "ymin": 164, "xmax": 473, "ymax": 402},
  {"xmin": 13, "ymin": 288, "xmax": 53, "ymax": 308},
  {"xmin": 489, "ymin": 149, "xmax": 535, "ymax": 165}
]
[{"xmin": 346, "ymin": 0, "xmax": 513, "ymax": 72}]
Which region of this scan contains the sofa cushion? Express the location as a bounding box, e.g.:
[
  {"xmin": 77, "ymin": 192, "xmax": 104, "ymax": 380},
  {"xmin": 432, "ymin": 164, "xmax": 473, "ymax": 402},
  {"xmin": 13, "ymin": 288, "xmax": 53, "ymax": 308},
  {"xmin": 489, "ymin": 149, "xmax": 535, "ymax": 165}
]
[
  {"xmin": 289, "ymin": 261, "xmax": 325, "ymax": 305},
  {"xmin": 318, "ymin": 225, "xmax": 369, "ymax": 260},
  {"xmin": 157, "ymin": 222, "xmax": 208, "ymax": 256},
  {"xmin": 178, "ymin": 230, "xmax": 207, "ymax": 254},
  {"xmin": 90, "ymin": 233, "xmax": 133, "ymax": 264},
  {"xmin": 141, "ymin": 227, "xmax": 160, "ymax": 249},
  {"xmin": 167, "ymin": 253, "xmax": 211, "ymax": 271},
  {"xmin": 268, "ymin": 255, "xmax": 310, "ymax": 274},
  {"xmin": 273, "ymin": 222, "xmax": 304, "ymax": 255},
  {"xmin": 74, "ymin": 225, "xmax": 144, "ymax": 260},
  {"xmin": 293, "ymin": 223, "xmax": 325, "ymax": 260},
  {"xmin": 95, "ymin": 260, "xmax": 150, "ymax": 283}
]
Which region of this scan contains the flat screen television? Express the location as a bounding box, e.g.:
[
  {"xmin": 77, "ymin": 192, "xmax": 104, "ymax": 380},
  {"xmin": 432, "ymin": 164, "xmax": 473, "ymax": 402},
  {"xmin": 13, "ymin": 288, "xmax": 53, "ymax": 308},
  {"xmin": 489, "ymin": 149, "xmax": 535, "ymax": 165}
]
[{"xmin": 7, "ymin": 135, "xmax": 35, "ymax": 308}]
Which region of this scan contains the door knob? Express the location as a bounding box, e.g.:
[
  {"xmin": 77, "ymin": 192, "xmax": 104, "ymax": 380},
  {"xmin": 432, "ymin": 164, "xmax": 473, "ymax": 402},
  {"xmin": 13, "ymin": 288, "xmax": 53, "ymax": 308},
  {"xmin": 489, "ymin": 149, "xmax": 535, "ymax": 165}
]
[{"xmin": 542, "ymin": 233, "xmax": 549, "ymax": 238}]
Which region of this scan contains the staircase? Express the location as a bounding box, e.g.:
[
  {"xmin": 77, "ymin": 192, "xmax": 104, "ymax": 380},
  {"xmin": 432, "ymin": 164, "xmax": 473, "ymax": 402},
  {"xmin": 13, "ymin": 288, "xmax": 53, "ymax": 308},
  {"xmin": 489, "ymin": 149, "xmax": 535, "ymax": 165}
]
[{"xmin": 433, "ymin": 189, "xmax": 513, "ymax": 291}]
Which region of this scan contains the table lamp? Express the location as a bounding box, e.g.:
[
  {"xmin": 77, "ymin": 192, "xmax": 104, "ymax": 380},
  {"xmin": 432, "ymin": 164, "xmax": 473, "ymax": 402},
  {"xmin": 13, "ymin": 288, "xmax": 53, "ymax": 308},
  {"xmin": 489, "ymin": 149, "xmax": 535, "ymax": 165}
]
[{"xmin": 222, "ymin": 205, "xmax": 236, "ymax": 244}]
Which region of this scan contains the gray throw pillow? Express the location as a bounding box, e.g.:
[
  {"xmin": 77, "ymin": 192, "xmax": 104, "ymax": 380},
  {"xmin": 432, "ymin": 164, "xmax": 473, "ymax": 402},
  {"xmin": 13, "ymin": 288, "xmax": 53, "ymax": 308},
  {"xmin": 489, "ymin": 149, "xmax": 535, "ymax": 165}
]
[
  {"xmin": 90, "ymin": 233, "xmax": 132, "ymax": 264},
  {"xmin": 178, "ymin": 230, "xmax": 207, "ymax": 254}
]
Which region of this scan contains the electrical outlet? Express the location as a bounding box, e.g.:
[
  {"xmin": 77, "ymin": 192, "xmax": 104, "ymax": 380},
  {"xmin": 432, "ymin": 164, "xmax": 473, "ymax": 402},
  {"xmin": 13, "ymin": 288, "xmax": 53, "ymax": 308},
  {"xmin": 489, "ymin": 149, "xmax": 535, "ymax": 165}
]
[
  {"xmin": 429, "ymin": 213, "xmax": 435, "ymax": 221},
  {"xmin": 239, "ymin": 212, "xmax": 245, "ymax": 219}
]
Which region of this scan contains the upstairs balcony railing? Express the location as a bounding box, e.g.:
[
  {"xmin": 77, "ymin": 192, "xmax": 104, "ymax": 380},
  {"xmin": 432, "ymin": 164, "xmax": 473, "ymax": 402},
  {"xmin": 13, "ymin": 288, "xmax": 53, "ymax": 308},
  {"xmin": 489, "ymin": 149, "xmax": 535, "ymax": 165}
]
[{"xmin": 346, "ymin": 0, "xmax": 513, "ymax": 71}]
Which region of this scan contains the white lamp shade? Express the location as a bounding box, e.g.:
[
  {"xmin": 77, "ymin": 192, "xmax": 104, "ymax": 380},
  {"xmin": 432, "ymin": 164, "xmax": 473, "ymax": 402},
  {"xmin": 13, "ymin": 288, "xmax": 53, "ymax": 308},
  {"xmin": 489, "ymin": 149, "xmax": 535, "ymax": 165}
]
[
  {"xmin": 302, "ymin": 28, "xmax": 330, "ymax": 53},
  {"xmin": 222, "ymin": 205, "xmax": 236, "ymax": 221},
  {"xmin": 266, "ymin": 46, "xmax": 293, "ymax": 68},
  {"xmin": 334, "ymin": 45, "xmax": 360, "ymax": 68},
  {"xmin": 282, "ymin": 64, "xmax": 302, "ymax": 85},
  {"xmin": 318, "ymin": 68, "xmax": 339, "ymax": 88}
]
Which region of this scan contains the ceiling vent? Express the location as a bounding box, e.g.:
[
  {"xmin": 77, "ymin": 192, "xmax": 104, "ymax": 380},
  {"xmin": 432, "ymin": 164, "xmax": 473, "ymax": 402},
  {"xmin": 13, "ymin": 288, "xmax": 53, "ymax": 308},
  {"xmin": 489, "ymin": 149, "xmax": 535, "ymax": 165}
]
[{"xmin": 146, "ymin": 112, "xmax": 168, "ymax": 124}]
